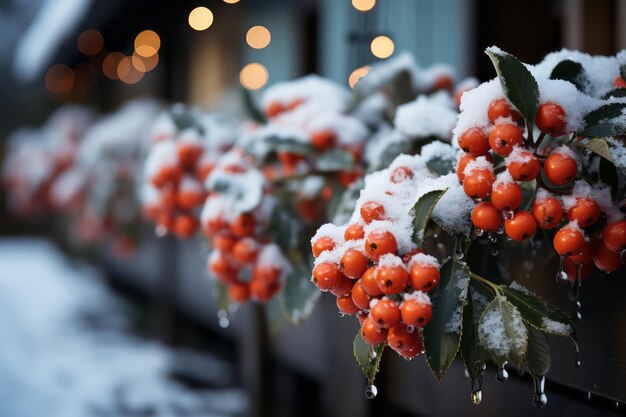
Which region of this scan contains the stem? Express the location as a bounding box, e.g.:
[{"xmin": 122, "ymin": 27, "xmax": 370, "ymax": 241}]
[
  {"xmin": 536, "ymin": 173, "xmax": 571, "ymax": 196},
  {"xmin": 526, "ymin": 122, "xmax": 534, "ymax": 146},
  {"xmin": 566, "ymin": 133, "xmax": 577, "ymax": 145},
  {"xmin": 534, "ymin": 132, "xmax": 546, "ymax": 150},
  {"xmin": 469, "ymin": 272, "xmax": 502, "ymax": 295}
]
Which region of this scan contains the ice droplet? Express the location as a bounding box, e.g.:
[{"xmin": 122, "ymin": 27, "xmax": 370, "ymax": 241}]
[
  {"xmin": 575, "ymin": 350, "xmax": 582, "ymax": 368},
  {"xmin": 338, "ymin": 311, "xmax": 345, "ymax": 318},
  {"xmin": 496, "ymin": 362, "xmax": 509, "ymax": 383},
  {"xmin": 572, "ymin": 265, "xmax": 582, "ymax": 321},
  {"xmin": 488, "ymin": 232, "xmax": 497, "ymax": 243},
  {"xmin": 490, "ymin": 247, "xmax": 499, "ymax": 256},
  {"xmin": 406, "ymin": 325, "xmax": 415, "ymax": 333},
  {"xmin": 455, "ymin": 245, "xmax": 465, "ymax": 260},
  {"xmin": 532, "ymin": 376, "xmax": 547, "ymax": 408},
  {"xmin": 504, "ymin": 210, "xmax": 515, "ymax": 220},
  {"xmin": 496, "ymin": 225, "xmax": 505, "ymax": 235},
  {"xmin": 470, "ymin": 390, "xmax": 482, "ymax": 405},
  {"xmin": 218, "ymin": 317, "xmax": 230, "ymax": 328},
  {"xmin": 365, "ymin": 385, "xmax": 378, "ymax": 399},
  {"xmin": 474, "ymin": 227, "xmax": 484, "ymax": 237},
  {"xmin": 556, "ymin": 256, "xmax": 567, "ymax": 282}
]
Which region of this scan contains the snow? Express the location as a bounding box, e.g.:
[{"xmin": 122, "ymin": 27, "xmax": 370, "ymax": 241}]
[
  {"xmin": 493, "ymin": 170, "xmax": 516, "ymax": 187},
  {"xmin": 462, "ymin": 156, "xmax": 493, "ymax": 177},
  {"xmin": 394, "ymin": 93, "xmax": 457, "ymax": 140},
  {"xmin": 310, "ymin": 223, "xmax": 346, "ymax": 247},
  {"xmin": 443, "ymin": 268, "xmax": 469, "ymax": 333},
  {"xmin": 606, "ymin": 137, "xmax": 626, "ymax": 169},
  {"xmin": 478, "ymin": 297, "xmax": 528, "ymax": 358},
  {"xmin": 377, "ymin": 253, "xmax": 406, "ymax": 270},
  {"xmin": 261, "ymin": 75, "xmax": 350, "ymax": 111},
  {"xmin": 560, "ymin": 180, "xmax": 624, "ymax": 221},
  {"xmin": 307, "ymin": 113, "xmax": 368, "ymax": 146},
  {"xmin": 505, "ymin": 145, "xmax": 533, "ymax": 165},
  {"xmin": 453, "ymin": 78, "xmax": 503, "ymax": 140},
  {"xmin": 403, "ymin": 290, "xmax": 431, "ymax": 306},
  {"xmin": 541, "ymin": 317, "xmax": 573, "ymax": 336},
  {"xmin": 408, "ymin": 253, "xmax": 440, "ymax": 269},
  {"xmin": 420, "ymin": 141, "xmax": 458, "ymax": 164},
  {"xmin": 257, "ymin": 243, "xmax": 293, "ymax": 277},
  {"xmin": 0, "ymin": 238, "xmax": 246, "ymax": 417}
]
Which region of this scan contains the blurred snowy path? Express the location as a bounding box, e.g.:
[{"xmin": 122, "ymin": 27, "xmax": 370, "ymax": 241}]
[{"xmin": 0, "ymin": 238, "xmax": 246, "ymax": 417}]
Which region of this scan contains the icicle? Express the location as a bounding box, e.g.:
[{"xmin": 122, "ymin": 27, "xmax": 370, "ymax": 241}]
[
  {"xmin": 469, "ymin": 367, "xmax": 484, "ymax": 405},
  {"xmin": 365, "ymin": 384, "xmax": 378, "ymax": 399},
  {"xmin": 556, "ymin": 256, "xmax": 567, "ymax": 282},
  {"xmin": 574, "ymin": 345, "xmax": 582, "ymax": 368},
  {"xmin": 496, "ymin": 362, "xmax": 509, "ymax": 383},
  {"xmin": 455, "ymin": 241, "xmax": 465, "ymax": 260},
  {"xmin": 572, "ymin": 264, "xmax": 583, "ymax": 321},
  {"xmin": 532, "ymin": 376, "xmax": 548, "ymax": 408}
]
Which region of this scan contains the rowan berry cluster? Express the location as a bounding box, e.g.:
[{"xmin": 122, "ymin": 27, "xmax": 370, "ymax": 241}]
[
  {"xmin": 311, "ymin": 156, "xmax": 444, "ymax": 358},
  {"xmin": 455, "ymin": 81, "xmax": 625, "ymax": 280},
  {"xmin": 203, "ymin": 151, "xmax": 291, "ymax": 304}
]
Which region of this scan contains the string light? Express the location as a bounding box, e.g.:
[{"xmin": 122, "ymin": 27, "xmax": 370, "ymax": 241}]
[
  {"xmin": 188, "ymin": 7, "xmax": 214, "ymax": 31},
  {"xmin": 240, "ymin": 63, "xmax": 268, "ymax": 90},
  {"xmin": 370, "ymin": 35, "xmax": 394, "ymax": 59}
]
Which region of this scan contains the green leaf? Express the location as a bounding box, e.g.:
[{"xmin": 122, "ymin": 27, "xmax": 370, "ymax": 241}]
[
  {"xmin": 485, "ymin": 48, "xmax": 539, "ymax": 124},
  {"xmin": 499, "ymin": 284, "xmax": 575, "ymax": 338},
  {"xmin": 265, "ymin": 136, "xmax": 313, "ymax": 155},
  {"xmin": 372, "ymin": 138, "xmax": 413, "ymax": 171},
  {"xmin": 460, "ymin": 280, "xmax": 494, "ymax": 379},
  {"xmin": 242, "ymin": 88, "xmax": 266, "ymax": 124},
  {"xmin": 526, "ymin": 326, "xmax": 551, "ymax": 377},
  {"xmin": 422, "ymin": 258, "xmax": 470, "ymax": 380},
  {"xmin": 426, "ymin": 156, "xmax": 456, "ymax": 175},
  {"xmin": 478, "ymin": 296, "xmax": 528, "ymax": 367},
  {"xmin": 599, "ymin": 157, "xmax": 619, "ymax": 197},
  {"xmin": 353, "ymin": 332, "xmax": 385, "ymax": 385},
  {"xmin": 268, "ymin": 207, "xmax": 301, "ymax": 253},
  {"xmin": 214, "ymin": 281, "xmax": 230, "ymax": 311},
  {"xmin": 282, "ymin": 263, "xmax": 321, "ymax": 324},
  {"xmin": 312, "ymin": 148, "xmax": 354, "ymax": 172},
  {"xmin": 579, "ymin": 103, "xmax": 626, "ymax": 137},
  {"xmin": 412, "ymin": 189, "xmax": 447, "ymax": 247},
  {"xmin": 575, "ymin": 138, "xmax": 613, "ymax": 162},
  {"xmin": 331, "ymin": 178, "xmax": 364, "ymax": 225},
  {"xmin": 207, "ymin": 170, "xmax": 264, "ymax": 213},
  {"xmin": 549, "ymin": 60, "xmax": 588, "ymax": 92}
]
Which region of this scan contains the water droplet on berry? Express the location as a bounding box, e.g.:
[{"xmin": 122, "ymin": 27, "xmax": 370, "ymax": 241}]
[
  {"xmin": 338, "ymin": 311, "xmax": 345, "ymax": 318},
  {"xmin": 532, "ymin": 376, "xmax": 547, "ymax": 408},
  {"xmin": 433, "ymin": 233, "xmax": 439, "ymax": 239},
  {"xmin": 470, "ymin": 390, "xmax": 482, "ymax": 405},
  {"xmin": 365, "ymin": 384, "xmax": 378, "ymax": 399},
  {"xmin": 474, "ymin": 227, "xmax": 484, "ymax": 237},
  {"xmin": 496, "ymin": 225, "xmax": 504, "ymax": 235},
  {"xmin": 403, "ymin": 355, "xmax": 413, "ymax": 361},
  {"xmin": 455, "ymin": 245, "xmax": 465, "ymax": 260},
  {"xmin": 490, "ymin": 247, "xmax": 499, "ymax": 256},
  {"xmin": 488, "ymin": 232, "xmax": 497, "ymax": 243},
  {"xmin": 496, "ymin": 362, "xmax": 509, "ymax": 383},
  {"xmin": 406, "ymin": 325, "xmax": 415, "ymax": 333}
]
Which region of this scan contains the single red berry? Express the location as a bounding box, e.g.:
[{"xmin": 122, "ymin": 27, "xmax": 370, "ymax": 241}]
[
  {"xmin": 229, "ymin": 281, "xmax": 250, "ymax": 303},
  {"xmin": 312, "ymin": 236, "xmax": 335, "ymax": 258},
  {"xmin": 376, "ymin": 264, "xmax": 409, "ymax": 295},
  {"xmin": 330, "ymin": 275, "xmax": 355, "ymax": 296},
  {"xmin": 312, "ymin": 263, "xmax": 342, "ymax": 291},
  {"xmin": 491, "ymin": 180, "xmax": 523, "ymax": 211},
  {"xmin": 487, "ymin": 99, "xmax": 521, "ymax": 125},
  {"xmin": 387, "ymin": 323, "xmax": 421, "ymax": 353},
  {"xmin": 535, "ymin": 102, "xmax": 567, "ymax": 136},
  {"xmin": 361, "ymin": 317, "xmax": 388, "ymax": 345},
  {"xmin": 360, "ymin": 201, "xmax": 387, "ymax": 224},
  {"xmin": 337, "ymin": 294, "xmax": 361, "ymax": 315},
  {"xmin": 489, "ymin": 124, "xmax": 523, "ymax": 156},
  {"xmin": 340, "ymin": 249, "xmax": 370, "ymax": 279},
  {"xmin": 311, "ymin": 130, "xmax": 337, "ymax": 150},
  {"xmin": 345, "ymin": 223, "xmax": 365, "ymax": 240},
  {"xmin": 409, "ymin": 263, "xmax": 440, "ymax": 292},
  {"xmin": 504, "ymin": 210, "xmax": 537, "ymax": 241},
  {"xmin": 544, "ymin": 153, "xmax": 577, "ymax": 186},
  {"xmin": 400, "ymin": 298, "xmax": 433, "ymax": 327},
  {"xmin": 457, "ymin": 153, "xmax": 493, "ymax": 182},
  {"xmin": 230, "ymin": 213, "xmax": 255, "ymax": 237},
  {"xmin": 567, "ymin": 197, "xmax": 601, "ymax": 227},
  {"xmin": 568, "ymin": 241, "xmax": 596, "ymax": 265},
  {"xmin": 351, "ymin": 280, "xmax": 372, "ymax": 311},
  {"xmin": 458, "ymin": 128, "xmax": 490, "ymax": 156},
  {"xmin": 391, "ymin": 166, "xmax": 414, "ymax": 183},
  {"xmin": 361, "ymin": 266, "xmax": 383, "ymax": 296},
  {"xmin": 463, "ymin": 168, "xmax": 495, "ymax": 199},
  {"xmin": 594, "ymin": 242, "xmax": 623, "ymax": 272},
  {"xmin": 364, "ymin": 230, "xmax": 398, "ymax": 262},
  {"xmin": 602, "ymin": 220, "xmax": 626, "ymax": 252},
  {"xmin": 614, "ymin": 76, "xmax": 626, "ymax": 88},
  {"xmin": 507, "ymin": 151, "xmax": 540, "ymax": 181},
  {"xmin": 370, "ymin": 298, "xmax": 401, "ymax": 328},
  {"xmin": 532, "ymin": 197, "xmax": 563, "ymax": 229},
  {"xmin": 471, "ymin": 201, "xmax": 503, "ymax": 232},
  {"xmin": 553, "ymin": 225, "xmax": 585, "ymax": 256}
]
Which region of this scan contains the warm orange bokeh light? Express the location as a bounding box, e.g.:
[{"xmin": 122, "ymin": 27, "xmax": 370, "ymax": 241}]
[
  {"xmin": 352, "ymin": 0, "xmax": 376, "ymax": 12},
  {"xmin": 134, "ymin": 30, "xmax": 160, "ymax": 57},
  {"xmin": 188, "ymin": 7, "xmax": 214, "ymax": 31},
  {"xmin": 240, "ymin": 63, "xmax": 268, "ymax": 90},
  {"xmin": 223, "ymin": 0, "xmax": 240, "ymax": 3},
  {"xmin": 102, "ymin": 52, "xmax": 126, "ymax": 80},
  {"xmin": 117, "ymin": 57, "xmax": 145, "ymax": 84},
  {"xmin": 45, "ymin": 65, "xmax": 75, "ymax": 94},
  {"xmin": 246, "ymin": 26, "xmax": 271, "ymax": 49},
  {"xmin": 370, "ymin": 35, "xmax": 394, "ymax": 59},
  {"xmin": 132, "ymin": 52, "xmax": 159, "ymax": 72},
  {"xmin": 77, "ymin": 29, "xmax": 104, "ymax": 56},
  {"xmin": 348, "ymin": 66, "xmax": 371, "ymax": 88}
]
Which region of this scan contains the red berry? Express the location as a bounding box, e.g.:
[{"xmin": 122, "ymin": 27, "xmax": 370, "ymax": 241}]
[
  {"xmin": 545, "ymin": 153, "xmax": 577, "ymax": 186},
  {"xmin": 312, "ymin": 236, "xmax": 335, "ymax": 257},
  {"xmin": 409, "ymin": 263, "xmax": 440, "ymax": 292},
  {"xmin": 330, "ymin": 275, "xmax": 355, "ymax": 296},
  {"xmin": 488, "ymin": 99, "xmax": 521, "ymax": 125},
  {"xmin": 351, "ymin": 280, "xmax": 372, "ymax": 311},
  {"xmin": 532, "ymin": 197, "xmax": 563, "ymax": 229},
  {"xmin": 376, "ymin": 264, "xmax": 409, "ymax": 295},
  {"xmin": 230, "ymin": 213, "xmax": 255, "ymax": 237},
  {"xmin": 491, "ymin": 180, "xmax": 523, "ymax": 211},
  {"xmin": 567, "ymin": 197, "xmax": 600, "ymax": 227},
  {"xmin": 507, "ymin": 151, "xmax": 540, "ymax": 181},
  {"xmin": 340, "ymin": 249, "xmax": 370, "ymax": 279},
  {"xmin": 614, "ymin": 76, "xmax": 626, "ymax": 88},
  {"xmin": 594, "ymin": 243, "xmax": 623, "ymax": 272},
  {"xmin": 370, "ymin": 298, "xmax": 401, "ymax": 328},
  {"xmin": 458, "ymin": 128, "xmax": 490, "ymax": 156},
  {"xmin": 312, "ymin": 263, "xmax": 342, "ymax": 291},
  {"xmin": 463, "ymin": 168, "xmax": 495, "ymax": 199},
  {"xmin": 361, "ymin": 266, "xmax": 383, "ymax": 296},
  {"xmin": 553, "ymin": 225, "xmax": 585, "ymax": 256},
  {"xmin": 311, "ymin": 130, "xmax": 337, "ymax": 150},
  {"xmin": 602, "ymin": 221, "xmax": 626, "ymax": 253},
  {"xmin": 361, "ymin": 317, "xmax": 388, "ymax": 345},
  {"xmin": 535, "ymin": 102, "xmax": 567, "ymax": 136},
  {"xmin": 229, "ymin": 281, "xmax": 250, "ymax": 303},
  {"xmin": 360, "ymin": 201, "xmax": 387, "ymax": 224},
  {"xmin": 387, "ymin": 323, "xmax": 421, "ymax": 352},
  {"xmin": 345, "ymin": 223, "xmax": 365, "ymax": 240},
  {"xmin": 391, "ymin": 166, "xmax": 414, "ymax": 183},
  {"xmin": 400, "ymin": 298, "xmax": 433, "ymax": 327},
  {"xmin": 471, "ymin": 201, "xmax": 503, "ymax": 232},
  {"xmin": 489, "ymin": 124, "xmax": 523, "ymax": 156},
  {"xmin": 364, "ymin": 230, "xmax": 398, "ymax": 262},
  {"xmin": 337, "ymin": 294, "xmax": 361, "ymax": 315},
  {"xmin": 504, "ymin": 210, "xmax": 537, "ymax": 241}
]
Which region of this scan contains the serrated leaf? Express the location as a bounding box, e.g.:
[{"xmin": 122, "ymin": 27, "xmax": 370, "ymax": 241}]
[
  {"xmin": 353, "ymin": 332, "xmax": 385, "ymax": 385},
  {"xmin": 526, "ymin": 326, "xmax": 551, "ymax": 377},
  {"xmin": 412, "ymin": 189, "xmax": 447, "ymax": 247},
  {"xmin": 422, "ymin": 258, "xmax": 470, "ymax": 379},
  {"xmin": 499, "ymin": 285, "xmax": 575, "ymax": 338},
  {"xmin": 575, "ymin": 138, "xmax": 613, "ymax": 162},
  {"xmin": 550, "ymin": 60, "xmax": 588, "ymax": 92},
  {"xmin": 478, "ymin": 296, "xmax": 528, "ymax": 367},
  {"xmin": 460, "ymin": 280, "xmax": 494, "ymax": 379},
  {"xmin": 485, "ymin": 48, "xmax": 539, "ymax": 124},
  {"xmin": 282, "ymin": 263, "xmax": 320, "ymax": 325},
  {"xmin": 312, "ymin": 148, "xmax": 354, "ymax": 172},
  {"xmin": 579, "ymin": 103, "xmax": 626, "ymax": 137}
]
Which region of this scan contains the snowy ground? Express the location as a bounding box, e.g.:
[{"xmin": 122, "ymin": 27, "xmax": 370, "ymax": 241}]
[{"xmin": 0, "ymin": 238, "xmax": 247, "ymax": 417}]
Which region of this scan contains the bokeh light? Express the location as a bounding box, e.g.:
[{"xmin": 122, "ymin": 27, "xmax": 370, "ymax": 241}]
[
  {"xmin": 246, "ymin": 26, "xmax": 271, "ymax": 49},
  {"xmin": 370, "ymin": 35, "xmax": 394, "ymax": 59},
  {"xmin": 223, "ymin": 0, "xmax": 240, "ymax": 3},
  {"xmin": 44, "ymin": 65, "xmax": 74, "ymax": 94},
  {"xmin": 117, "ymin": 57, "xmax": 145, "ymax": 84},
  {"xmin": 352, "ymin": 0, "xmax": 376, "ymax": 12},
  {"xmin": 348, "ymin": 66, "xmax": 371, "ymax": 88},
  {"xmin": 77, "ymin": 30, "xmax": 104, "ymax": 56},
  {"xmin": 132, "ymin": 52, "xmax": 159, "ymax": 72},
  {"xmin": 240, "ymin": 63, "xmax": 268, "ymax": 90},
  {"xmin": 102, "ymin": 52, "xmax": 126, "ymax": 80},
  {"xmin": 188, "ymin": 7, "xmax": 214, "ymax": 31},
  {"xmin": 134, "ymin": 30, "xmax": 160, "ymax": 57}
]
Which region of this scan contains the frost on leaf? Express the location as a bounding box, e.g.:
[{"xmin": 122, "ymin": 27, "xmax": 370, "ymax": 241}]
[{"xmin": 478, "ymin": 297, "xmax": 528, "ymax": 366}]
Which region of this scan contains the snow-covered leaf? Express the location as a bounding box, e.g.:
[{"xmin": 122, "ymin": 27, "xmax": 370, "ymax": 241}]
[
  {"xmin": 549, "ymin": 60, "xmax": 588, "ymax": 93},
  {"xmin": 412, "ymin": 189, "xmax": 447, "ymax": 247},
  {"xmin": 575, "ymin": 138, "xmax": 613, "ymax": 162},
  {"xmin": 478, "ymin": 296, "xmax": 528, "ymax": 367},
  {"xmin": 330, "ymin": 178, "xmax": 363, "ymax": 225},
  {"xmin": 312, "ymin": 148, "xmax": 354, "ymax": 172},
  {"xmin": 526, "ymin": 326, "xmax": 551, "ymax": 377},
  {"xmin": 500, "ymin": 285, "xmax": 575, "ymax": 338},
  {"xmin": 460, "ymin": 280, "xmax": 493, "ymax": 380},
  {"xmin": 242, "ymin": 88, "xmax": 266, "ymax": 123},
  {"xmin": 282, "ymin": 263, "xmax": 320, "ymax": 325},
  {"xmin": 486, "ymin": 48, "xmax": 539, "ymax": 125},
  {"xmin": 353, "ymin": 332, "xmax": 385, "ymax": 385},
  {"xmin": 207, "ymin": 170, "xmax": 264, "ymax": 214},
  {"xmin": 579, "ymin": 103, "xmax": 626, "ymax": 137},
  {"xmin": 603, "ymin": 88, "xmax": 626, "ymax": 99},
  {"xmin": 426, "ymin": 157, "xmax": 455, "ymax": 176},
  {"xmin": 422, "ymin": 258, "xmax": 470, "ymax": 380}
]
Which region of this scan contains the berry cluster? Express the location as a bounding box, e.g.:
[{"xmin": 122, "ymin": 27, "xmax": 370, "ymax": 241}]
[
  {"xmin": 142, "ymin": 117, "xmax": 227, "ymax": 239},
  {"xmin": 203, "ymin": 151, "xmax": 291, "ymax": 304},
  {"xmin": 455, "ymin": 88, "xmax": 625, "ymax": 279},
  {"xmin": 310, "ymin": 156, "xmax": 445, "ymax": 358}
]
